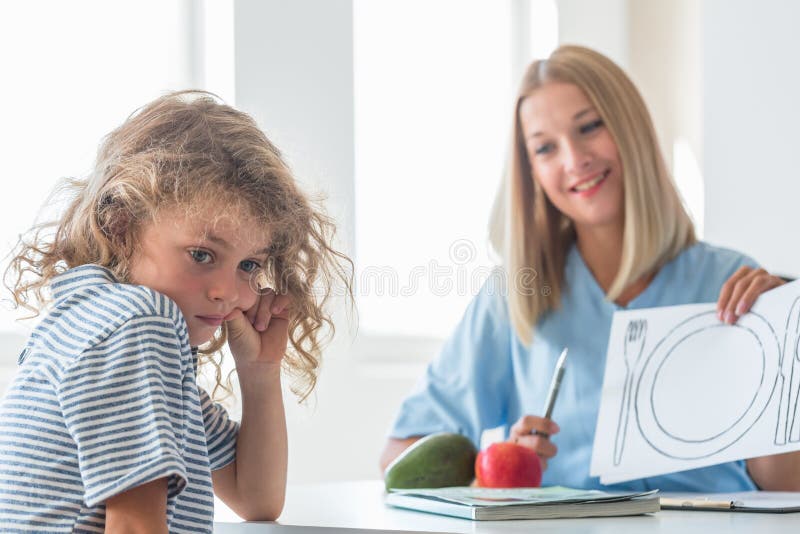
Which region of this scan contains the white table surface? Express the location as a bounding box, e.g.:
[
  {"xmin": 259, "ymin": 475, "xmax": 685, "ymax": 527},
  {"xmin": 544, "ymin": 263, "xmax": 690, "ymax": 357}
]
[{"xmin": 213, "ymin": 480, "xmax": 800, "ymax": 533}]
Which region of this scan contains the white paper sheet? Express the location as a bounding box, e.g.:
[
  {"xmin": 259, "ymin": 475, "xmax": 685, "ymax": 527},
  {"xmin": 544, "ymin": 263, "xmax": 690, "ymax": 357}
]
[
  {"xmin": 591, "ymin": 280, "xmax": 800, "ymax": 484},
  {"xmin": 660, "ymin": 490, "xmax": 800, "ymax": 510}
]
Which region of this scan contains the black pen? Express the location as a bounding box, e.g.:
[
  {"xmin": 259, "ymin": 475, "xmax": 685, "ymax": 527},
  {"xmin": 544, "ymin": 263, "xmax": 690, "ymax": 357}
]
[{"xmin": 533, "ymin": 347, "xmax": 568, "ymax": 439}]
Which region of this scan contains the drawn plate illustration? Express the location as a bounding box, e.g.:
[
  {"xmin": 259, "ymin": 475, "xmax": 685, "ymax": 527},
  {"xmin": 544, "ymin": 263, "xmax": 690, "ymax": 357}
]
[
  {"xmin": 592, "ymin": 280, "xmax": 800, "ymax": 484},
  {"xmin": 633, "ymin": 311, "xmax": 779, "ymax": 460}
]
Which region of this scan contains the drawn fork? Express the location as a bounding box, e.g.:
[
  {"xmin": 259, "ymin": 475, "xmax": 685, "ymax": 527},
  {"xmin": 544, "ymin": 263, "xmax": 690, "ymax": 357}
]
[{"xmin": 613, "ymin": 319, "xmax": 647, "ymax": 466}]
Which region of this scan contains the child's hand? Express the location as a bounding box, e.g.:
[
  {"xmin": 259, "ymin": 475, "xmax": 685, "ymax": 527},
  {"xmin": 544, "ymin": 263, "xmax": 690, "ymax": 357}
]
[{"xmin": 225, "ymin": 288, "xmax": 292, "ymax": 368}]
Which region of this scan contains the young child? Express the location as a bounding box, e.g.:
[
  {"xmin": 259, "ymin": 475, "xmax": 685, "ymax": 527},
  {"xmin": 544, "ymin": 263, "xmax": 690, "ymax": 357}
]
[{"xmin": 0, "ymin": 91, "xmax": 352, "ymax": 532}]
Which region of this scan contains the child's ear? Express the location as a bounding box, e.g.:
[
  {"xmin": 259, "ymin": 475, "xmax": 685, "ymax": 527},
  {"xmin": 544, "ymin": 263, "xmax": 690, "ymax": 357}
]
[{"xmin": 98, "ymin": 196, "xmax": 133, "ymax": 247}]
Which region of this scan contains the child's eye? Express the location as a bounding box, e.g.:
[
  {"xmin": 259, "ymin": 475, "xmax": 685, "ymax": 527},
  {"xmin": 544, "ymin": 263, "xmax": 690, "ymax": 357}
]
[
  {"xmin": 239, "ymin": 259, "xmax": 261, "ymax": 273},
  {"xmin": 579, "ymin": 118, "xmax": 604, "ymax": 135},
  {"xmin": 189, "ymin": 249, "xmax": 213, "ymax": 264}
]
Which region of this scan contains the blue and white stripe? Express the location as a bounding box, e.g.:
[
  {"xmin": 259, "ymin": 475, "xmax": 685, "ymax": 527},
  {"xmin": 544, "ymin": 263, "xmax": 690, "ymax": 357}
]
[{"xmin": 0, "ymin": 265, "xmax": 238, "ymax": 533}]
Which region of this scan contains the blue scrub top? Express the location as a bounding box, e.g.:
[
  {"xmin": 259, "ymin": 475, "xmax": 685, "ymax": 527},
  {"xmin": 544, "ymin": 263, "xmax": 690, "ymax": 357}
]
[{"xmin": 389, "ymin": 241, "xmax": 760, "ymax": 492}]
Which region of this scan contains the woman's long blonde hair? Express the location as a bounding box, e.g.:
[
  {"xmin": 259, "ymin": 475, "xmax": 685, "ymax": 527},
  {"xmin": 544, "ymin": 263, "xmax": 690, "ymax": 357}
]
[
  {"xmin": 490, "ymin": 45, "xmax": 695, "ymax": 345},
  {"xmin": 5, "ymin": 90, "xmax": 354, "ymax": 401}
]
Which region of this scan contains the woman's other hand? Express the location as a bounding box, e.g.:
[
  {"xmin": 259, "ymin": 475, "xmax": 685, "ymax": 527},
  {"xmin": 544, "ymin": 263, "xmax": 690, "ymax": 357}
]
[{"xmin": 717, "ymin": 266, "xmax": 785, "ymax": 325}]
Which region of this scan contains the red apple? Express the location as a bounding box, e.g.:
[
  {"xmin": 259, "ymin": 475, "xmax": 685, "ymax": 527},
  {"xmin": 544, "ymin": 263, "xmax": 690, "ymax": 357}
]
[{"xmin": 475, "ymin": 442, "xmax": 542, "ymax": 488}]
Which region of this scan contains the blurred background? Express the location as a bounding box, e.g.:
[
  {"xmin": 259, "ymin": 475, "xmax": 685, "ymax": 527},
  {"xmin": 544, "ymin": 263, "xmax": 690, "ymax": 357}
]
[{"xmin": 0, "ymin": 0, "xmax": 797, "ymax": 483}]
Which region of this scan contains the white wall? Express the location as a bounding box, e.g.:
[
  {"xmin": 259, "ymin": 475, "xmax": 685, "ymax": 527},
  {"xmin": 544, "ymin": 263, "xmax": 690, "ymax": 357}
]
[
  {"xmin": 556, "ymin": 0, "xmax": 629, "ymax": 68},
  {"xmin": 628, "ymin": 0, "xmax": 705, "ymax": 233},
  {"xmin": 702, "ymin": 0, "xmax": 800, "ymax": 278},
  {"xmin": 234, "ymin": 0, "xmax": 355, "ymax": 244}
]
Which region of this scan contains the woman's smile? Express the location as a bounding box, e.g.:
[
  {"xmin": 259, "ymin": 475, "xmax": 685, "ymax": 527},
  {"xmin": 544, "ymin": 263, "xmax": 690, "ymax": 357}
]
[{"xmin": 570, "ymin": 169, "xmax": 610, "ymax": 196}]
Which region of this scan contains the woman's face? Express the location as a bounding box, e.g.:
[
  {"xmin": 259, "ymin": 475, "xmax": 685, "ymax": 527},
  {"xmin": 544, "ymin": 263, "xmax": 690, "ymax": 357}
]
[{"xmin": 518, "ymin": 82, "xmax": 624, "ymax": 232}]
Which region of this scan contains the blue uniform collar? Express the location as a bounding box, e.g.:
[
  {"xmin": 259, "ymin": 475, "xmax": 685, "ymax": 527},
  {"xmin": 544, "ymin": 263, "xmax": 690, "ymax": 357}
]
[{"xmin": 566, "ymin": 244, "xmax": 673, "ymax": 311}]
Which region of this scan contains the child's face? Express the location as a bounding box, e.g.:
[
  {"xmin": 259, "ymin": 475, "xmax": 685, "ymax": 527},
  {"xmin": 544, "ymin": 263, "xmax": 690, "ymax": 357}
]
[{"xmin": 128, "ymin": 206, "xmax": 270, "ymax": 347}]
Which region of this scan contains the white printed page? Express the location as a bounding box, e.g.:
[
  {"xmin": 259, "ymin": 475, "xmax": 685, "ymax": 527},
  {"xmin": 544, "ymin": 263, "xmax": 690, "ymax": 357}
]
[{"xmin": 591, "ymin": 280, "xmax": 800, "ymax": 483}]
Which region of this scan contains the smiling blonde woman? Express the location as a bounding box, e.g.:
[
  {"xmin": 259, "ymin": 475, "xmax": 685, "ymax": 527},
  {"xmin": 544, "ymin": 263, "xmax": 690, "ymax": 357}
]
[{"xmin": 381, "ymin": 45, "xmax": 798, "ymax": 493}]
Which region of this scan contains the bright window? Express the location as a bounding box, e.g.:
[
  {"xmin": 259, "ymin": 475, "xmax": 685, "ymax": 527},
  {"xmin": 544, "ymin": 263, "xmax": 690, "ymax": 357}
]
[{"xmin": 0, "ymin": 1, "xmax": 236, "ymax": 335}]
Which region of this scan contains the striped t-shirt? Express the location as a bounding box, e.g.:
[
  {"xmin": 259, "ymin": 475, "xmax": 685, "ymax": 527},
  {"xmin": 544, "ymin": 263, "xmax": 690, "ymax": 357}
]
[{"xmin": 0, "ymin": 264, "xmax": 238, "ymax": 533}]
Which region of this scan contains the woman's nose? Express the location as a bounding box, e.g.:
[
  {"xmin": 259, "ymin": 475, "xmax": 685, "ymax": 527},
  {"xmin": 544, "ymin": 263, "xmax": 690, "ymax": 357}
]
[{"xmin": 562, "ymin": 139, "xmax": 592, "ymax": 174}]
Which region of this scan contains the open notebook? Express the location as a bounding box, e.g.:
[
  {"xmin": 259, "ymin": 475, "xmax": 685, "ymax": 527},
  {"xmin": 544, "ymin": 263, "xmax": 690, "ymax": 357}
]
[{"xmin": 385, "ymin": 486, "xmax": 660, "ymax": 520}]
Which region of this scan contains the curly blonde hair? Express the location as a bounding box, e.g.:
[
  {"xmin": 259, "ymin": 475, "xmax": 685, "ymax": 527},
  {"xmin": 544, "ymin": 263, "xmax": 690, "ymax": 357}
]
[{"xmin": 4, "ymin": 90, "xmax": 354, "ymax": 401}]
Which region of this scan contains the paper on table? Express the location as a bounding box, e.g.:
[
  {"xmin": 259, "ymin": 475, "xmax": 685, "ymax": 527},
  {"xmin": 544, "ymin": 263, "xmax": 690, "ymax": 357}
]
[
  {"xmin": 660, "ymin": 490, "xmax": 800, "ymax": 511},
  {"xmin": 591, "ymin": 280, "xmax": 800, "ymax": 484}
]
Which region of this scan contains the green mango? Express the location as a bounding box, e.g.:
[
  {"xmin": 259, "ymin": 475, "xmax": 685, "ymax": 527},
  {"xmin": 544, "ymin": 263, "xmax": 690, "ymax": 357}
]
[{"xmin": 384, "ymin": 432, "xmax": 477, "ymax": 491}]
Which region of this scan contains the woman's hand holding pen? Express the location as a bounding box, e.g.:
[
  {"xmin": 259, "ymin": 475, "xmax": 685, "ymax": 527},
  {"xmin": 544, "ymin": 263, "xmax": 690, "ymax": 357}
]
[
  {"xmin": 508, "ymin": 347, "xmax": 566, "ymax": 471},
  {"xmin": 509, "ymin": 416, "xmax": 560, "ymax": 470}
]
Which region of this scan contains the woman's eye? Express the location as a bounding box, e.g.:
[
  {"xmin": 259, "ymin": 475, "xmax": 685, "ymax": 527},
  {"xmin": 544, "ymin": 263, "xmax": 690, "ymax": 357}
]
[
  {"xmin": 535, "ymin": 142, "xmax": 554, "ymax": 156},
  {"xmin": 239, "ymin": 260, "xmax": 261, "ymax": 273},
  {"xmin": 579, "ymin": 119, "xmax": 604, "ymax": 135},
  {"xmin": 189, "ymin": 249, "xmax": 213, "ymax": 264}
]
